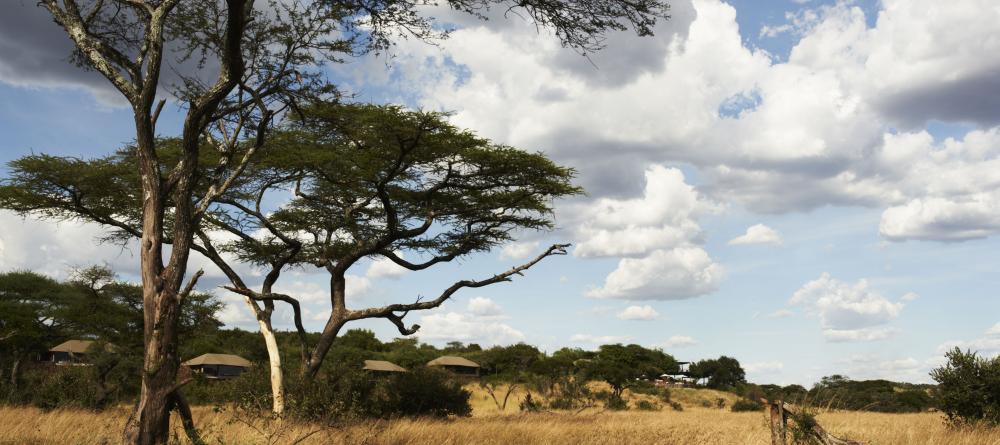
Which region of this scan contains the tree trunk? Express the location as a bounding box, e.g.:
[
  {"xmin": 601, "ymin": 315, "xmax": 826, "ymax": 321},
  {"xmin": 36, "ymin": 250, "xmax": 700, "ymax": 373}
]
[
  {"xmin": 300, "ymin": 272, "xmax": 349, "ymax": 380},
  {"xmin": 123, "ymin": 113, "xmax": 190, "ymax": 445},
  {"xmin": 257, "ymin": 317, "xmax": 285, "ymax": 415},
  {"xmin": 302, "ymin": 314, "xmax": 347, "ymax": 380},
  {"xmin": 9, "ymin": 358, "xmax": 21, "ymax": 389}
]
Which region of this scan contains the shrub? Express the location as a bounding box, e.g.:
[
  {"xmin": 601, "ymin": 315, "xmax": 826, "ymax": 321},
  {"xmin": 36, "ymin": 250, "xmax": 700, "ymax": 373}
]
[
  {"xmin": 716, "ymin": 397, "xmax": 727, "ymax": 409},
  {"xmin": 628, "ymin": 381, "xmax": 661, "ymax": 396},
  {"xmin": 519, "ymin": 392, "xmax": 542, "ymax": 412},
  {"xmin": 604, "ymin": 394, "xmax": 628, "ymax": 411},
  {"xmin": 669, "ymin": 401, "xmax": 684, "ymax": 411},
  {"xmin": 394, "ymin": 367, "xmax": 472, "ymax": 417},
  {"xmin": 931, "ymin": 348, "xmax": 1000, "ymax": 426},
  {"xmin": 546, "ymin": 375, "xmax": 595, "ymax": 410},
  {"xmin": 183, "ymin": 367, "xmax": 269, "ymax": 406},
  {"xmin": 4, "ymin": 362, "xmax": 135, "ymax": 411},
  {"xmin": 788, "ymin": 409, "xmax": 821, "ymax": 444},
  {"xmin": 659, "ymin": 388, "xmax": 672, "ymax": 404},
  {"xmin": 635, "ymin": 400, "xmax": 660, "ymax": 411},
  {"xmin": 286, "ymin": 365, "xmax": 471, "ymax": 421},
  {"xmin": 731, "ymin": 398, "xmax": 763, "ymax": 412}
]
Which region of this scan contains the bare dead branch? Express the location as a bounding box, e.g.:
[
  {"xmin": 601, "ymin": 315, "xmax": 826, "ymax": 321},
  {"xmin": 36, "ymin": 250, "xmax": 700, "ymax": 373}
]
[{"xmin": 347, "ymin": 243, "xmax": 570, "ymax": 332}]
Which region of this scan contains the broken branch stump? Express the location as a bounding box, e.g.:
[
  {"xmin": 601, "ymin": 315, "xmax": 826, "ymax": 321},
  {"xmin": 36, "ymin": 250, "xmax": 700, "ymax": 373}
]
[{"xmin": 760, "ymin": 399, "xmax": 864, "ymax": 445}]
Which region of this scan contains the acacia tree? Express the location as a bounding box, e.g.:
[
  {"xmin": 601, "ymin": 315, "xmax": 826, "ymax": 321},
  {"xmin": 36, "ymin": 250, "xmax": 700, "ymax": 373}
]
[
  {"xmin": 585, "ymin": 344, "xmax": 677, "ymax": 401},
  {"xmin": 0, "ymin": 142, "xmax": 304, "ymax": 415},
  {"xmin": 2, "ymin": 101, "xmax": 573, "ymax": 412},
  {"xmin": 19, "ymin": 0, "xmax": 670, "ymax": 442},
  {"xmin": 219, "ymin": 102, "xmax": 581, "ymax": 379},
  {"xmin": 0, "ymin": 272, "xmax": 71, "ymax": 392}
]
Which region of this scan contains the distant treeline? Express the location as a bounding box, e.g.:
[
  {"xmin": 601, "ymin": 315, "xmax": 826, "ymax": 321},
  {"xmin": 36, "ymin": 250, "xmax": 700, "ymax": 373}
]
[
  {"xmin": 0, "ymin": 268, "xmax": 943, "ymax": 417},
  {"xmin": 735, "ymin": 375, "xmax": 934, "ymax": 413}
]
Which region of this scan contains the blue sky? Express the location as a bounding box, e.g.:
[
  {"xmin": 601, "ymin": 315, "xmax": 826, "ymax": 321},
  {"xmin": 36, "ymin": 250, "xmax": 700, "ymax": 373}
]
[{"xmin": 2, "ymin": 0, "xmax": 1000, "ymax": 386}]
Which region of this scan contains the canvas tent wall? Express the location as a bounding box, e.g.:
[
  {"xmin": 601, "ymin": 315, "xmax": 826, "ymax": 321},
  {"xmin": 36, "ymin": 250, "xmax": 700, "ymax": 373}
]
[
  {"xmin": 182, "ymin": 353, "xmax": 252, "ymax": 379},
  {"xmin": 427, "ymin": 356, "xmax": 480, "ymax": 376}
]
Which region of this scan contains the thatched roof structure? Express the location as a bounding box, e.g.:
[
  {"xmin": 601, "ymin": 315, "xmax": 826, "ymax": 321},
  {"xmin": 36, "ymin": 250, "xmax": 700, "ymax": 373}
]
[
  {"xmin": 182, "ymin": 353, "xmax": 252, "ymax": 368},
  {"xmin": 49, "ymin": 340, "xmax": 95, "ymax": 354},
  {"xmin": 363, "ymin": 360, "xmax": 408, "ymax": 373},
  {"xmin": 427, "ymin": 356, "xmax": 480, "ymax": 368}
]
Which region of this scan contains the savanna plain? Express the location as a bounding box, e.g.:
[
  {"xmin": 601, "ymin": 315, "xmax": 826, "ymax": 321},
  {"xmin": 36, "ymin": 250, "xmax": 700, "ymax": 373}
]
[{"xmin": 2, "ymin": 386, "xmax": 996, "ymax": 445}]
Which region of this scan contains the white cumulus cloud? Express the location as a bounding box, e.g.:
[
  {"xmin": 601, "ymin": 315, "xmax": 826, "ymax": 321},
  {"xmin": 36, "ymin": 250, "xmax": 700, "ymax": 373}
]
[
  {"xmin": 790, "ymin": 273, "xmax": 906, "ymax": 342},
  {"xmin": 728, "ymin": 224, "xmax": 783, "ymax": 246},
  {"xmin": 661, "ymin": 335, "xmax": 698, "ymax": 348},
  {"xmin": 366, "ymin": 255, "xmax": 409, "ymax": 279},
  {"xmin": 418, "ymin": 311, "xmax": 525, "ymax": 346},
  {"xmin": 587, "ymin": 246, "xmax": 724, "ymax": 301},
  {"xmin": 467, "ymin": 297, "xmax": 504, "ymax": 317},
  {"xmin": 499, "ymin": 241, "xmax": 540, "ymax": 260},
  {"xmin": 616, "ymin": 305, "xmax": 661, "ymax": 321},
  {"xmin": 570, "ymin": 334, "xmax": 633, "ymax": 345}
]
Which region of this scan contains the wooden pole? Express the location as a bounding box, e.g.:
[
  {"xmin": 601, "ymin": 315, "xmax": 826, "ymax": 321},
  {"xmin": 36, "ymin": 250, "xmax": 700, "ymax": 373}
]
[
  {"xmin": 761, "ymin": 399, "xmax": 864, "ymax": 445},
  {"xmin": 763, "ymin": 399, "xmax": 787, "ymax": 445}
]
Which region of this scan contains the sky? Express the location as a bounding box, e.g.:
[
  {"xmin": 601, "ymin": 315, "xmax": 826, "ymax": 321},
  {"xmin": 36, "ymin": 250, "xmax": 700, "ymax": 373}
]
[{"xmin": 2, "ymin": 0, "xmax": 1000, "ymax": 386}]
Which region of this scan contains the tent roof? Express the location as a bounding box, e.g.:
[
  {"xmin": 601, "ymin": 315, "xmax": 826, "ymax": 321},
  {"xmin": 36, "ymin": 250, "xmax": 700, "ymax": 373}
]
[
  {"xmin": 427, "ymin": 356, "xmax": 480, "ymax": 368},
  {"xmin": 50, "ymin": 339, "xmax": 94, "ymax": 354},
  {"xmin": 182, "ymin": 353, "xmax": 252, "ymax": 368},
  {"xmin": 363, "ymin": 360, "xmax": 408, "ymax": 373}
]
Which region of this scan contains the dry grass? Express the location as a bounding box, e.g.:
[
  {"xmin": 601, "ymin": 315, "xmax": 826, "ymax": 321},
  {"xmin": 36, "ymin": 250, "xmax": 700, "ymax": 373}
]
[{"xmin": 2, "ymin": 386, "xmax": 998, "ymax": 445}]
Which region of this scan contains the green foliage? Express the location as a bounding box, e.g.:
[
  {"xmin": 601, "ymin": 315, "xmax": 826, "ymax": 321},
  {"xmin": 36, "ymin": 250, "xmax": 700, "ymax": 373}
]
[
  {"xmin": 604, "ymin": 394, "xmax": 629, "ymax": 411},
  {"xmin": 546, "ymin": 375, "xmax": 596, "ymax": 410},
  {"xmin": 519, "ymin": 392, "xmax": 542, "ymax": 412},
  {"xmin": 808, "ymin": 375, "xmax": 934, "ymax": 413},
  {"xmin": 0, "ymin": 268, "xmax": 223, "ymax": 410},
  {"xmin": 931, "ymin": 348, "xmax": 1000, "ymax": 426},
  {"xmin": 636, "ymin": 400, "xmax": 660, "ymax": 411},
  {"xmin": 583, "ymin": 343, "xmax": 677, "ymax": 398},
  {"xmin": 731, "ymin": 398, "xmax": 763, "ymax": 412},
  {"xmin": 287, "ymin": 365, "xmax": 471, "ymax": 421},
  {"xmin": 239, "ymin": 102, "xmax": 582, "ymax": 273},
  {"xmin": 689, "ymin": 356, "xmax": 746, "ymax": 390},
  {"xmin": 788, "ymin": 409, "xmax": 822, "ymax": 445}
]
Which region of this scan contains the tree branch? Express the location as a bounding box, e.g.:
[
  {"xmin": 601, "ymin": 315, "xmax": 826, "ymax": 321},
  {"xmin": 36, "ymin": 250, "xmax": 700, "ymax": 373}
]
[{"xmin": 348, "ymin": 243, "xmax": 570, "ymax": 331}]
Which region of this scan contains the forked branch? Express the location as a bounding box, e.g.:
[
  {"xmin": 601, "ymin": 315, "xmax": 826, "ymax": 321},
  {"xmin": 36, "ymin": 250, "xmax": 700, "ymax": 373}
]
[{"xmin": 349, "ymin": 243, "xmax": 570, "ymax": 333}]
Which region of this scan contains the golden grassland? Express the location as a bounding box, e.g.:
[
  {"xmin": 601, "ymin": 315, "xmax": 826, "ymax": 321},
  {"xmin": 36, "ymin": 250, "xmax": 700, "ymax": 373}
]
[{"xmin": 2, "ymin": 385, "xmax": 998, "ymax": 445}]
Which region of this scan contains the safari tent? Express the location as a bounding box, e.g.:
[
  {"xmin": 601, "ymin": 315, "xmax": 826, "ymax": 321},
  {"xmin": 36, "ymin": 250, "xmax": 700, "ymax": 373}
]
[
  {"xmin": 48, "ymin": 339, "xmax": 98, "ymax": 364},
  {"xmin": 362, "ymin": 360, "xmax": 408, "ymax": 374},
  {"xmin": 427, "ymin": 356, "xmax": 480, "ymax": 376},
  {"xmin": 182, "ymin": 353, "xmax": 252, "ymax": 379}
]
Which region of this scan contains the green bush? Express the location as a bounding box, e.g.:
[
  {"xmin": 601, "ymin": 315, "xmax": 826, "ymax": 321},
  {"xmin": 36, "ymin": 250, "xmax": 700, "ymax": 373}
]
[
  {"xmin": 635, "ymin": 400, "xmax": 660, "ymax": 411},
  {"xmin": 3, "ymin": 362, "xmax": 136, "ymax": 411},
  {"xmin": 628, "ymin": 380, "xmax": 661, "ymax": 396},
  {"xmin": 731, "ymin": 398, "xmax": 763, "ymax": 412},
  {"xmin": 182, "ymin": 367, "xmax": 269, "ymax": 406},
  {"xmin": 604, "ymin": 394, "xmax": 628, "ymax": 410},
  {"xmin": 519, "ymin": 392, "xmax": 542, "ymax": 412},
  {"xmin": 286, "ymin": 365, "xmax": 471, "ymax": 421},
  {"xmin": 546, "ymin": 375, "xmax": 595, "ymax": 410},
  {"xmin": 931, "ymin": 348, "xmax": 1000, "ymax": 426}
]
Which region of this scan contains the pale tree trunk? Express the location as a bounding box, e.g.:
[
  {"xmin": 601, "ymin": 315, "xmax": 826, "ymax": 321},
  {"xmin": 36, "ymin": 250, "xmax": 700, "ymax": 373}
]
[
  {"xmin": 9, "ymin": 358, "xmax": 20, "ymax": 389},
  {"xmin": 257, "ymin": 317, "xmax": 285, "ymax": 415}
]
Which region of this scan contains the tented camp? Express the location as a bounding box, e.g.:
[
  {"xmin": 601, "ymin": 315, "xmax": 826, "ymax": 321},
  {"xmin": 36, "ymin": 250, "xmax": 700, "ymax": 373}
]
[
  {"xmin": 427, "ymin": 356, "xmax": 480, "ymax": 376},
  {"xmin": 48, "ymin": 339, "xmax": 110, "ymax": 365},
  {"xmin": 362, "ymin": 360, "xmax": 408, "ymax": 375},
  {"xmin": 182, "ymin": 353, "xmax": 252, "ymax": 379}
]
